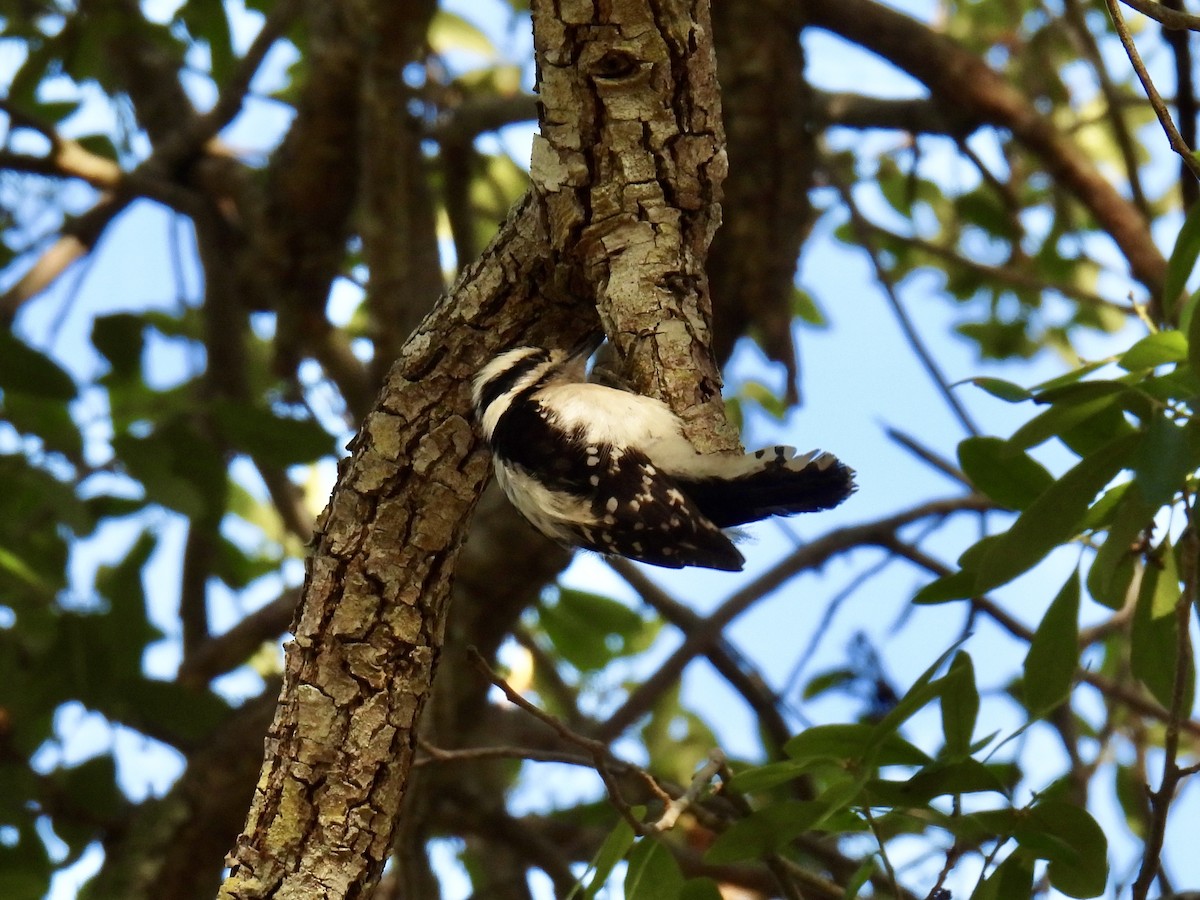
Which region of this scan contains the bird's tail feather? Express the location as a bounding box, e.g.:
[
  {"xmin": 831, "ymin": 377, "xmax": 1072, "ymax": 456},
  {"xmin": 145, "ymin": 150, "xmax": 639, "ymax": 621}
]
[{"xmin": 678, "ymin": 447, "xmax": 856, "ymax": 529}]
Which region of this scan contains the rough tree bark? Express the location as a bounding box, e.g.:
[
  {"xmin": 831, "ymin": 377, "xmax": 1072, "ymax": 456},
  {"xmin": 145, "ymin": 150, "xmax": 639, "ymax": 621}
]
[{"xmin": 217, "ymin": 1, "xmax": 729, "ymax": 896}]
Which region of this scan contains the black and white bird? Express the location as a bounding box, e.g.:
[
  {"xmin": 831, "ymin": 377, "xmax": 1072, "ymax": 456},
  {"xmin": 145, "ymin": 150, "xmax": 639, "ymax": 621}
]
[{"xmin": 472, "ymin": 345, "xmax": 855, "ymax": 571}]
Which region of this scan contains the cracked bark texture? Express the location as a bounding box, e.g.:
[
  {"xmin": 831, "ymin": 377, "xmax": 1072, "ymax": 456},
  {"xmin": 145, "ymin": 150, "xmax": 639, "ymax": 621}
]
[
  {"xmin": 532, "ymin": 0, "xmax": 735, "ymax": 452},
  {"xmin": 219, "ymin": 2, "xmax": 727, "ymax": 895}
]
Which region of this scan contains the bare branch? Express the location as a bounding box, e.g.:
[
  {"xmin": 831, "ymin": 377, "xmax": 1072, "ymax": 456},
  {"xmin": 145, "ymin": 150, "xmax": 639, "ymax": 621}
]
[
  {"xmin": 596, "ymin": 496, "xmax": 993, "ymax": 741},
  {"xmin": 468, "ymin": 648, "xmax": 670, "ymax": 835},
  {"xmin": 803, "ymin": 0, "xmax": 1168, "ymax": 301},
  {"xmin": 1120, "ymin": 0, "xmax": 1200, "ymax": 30},
  {"xmin": 1103, "ymin": 0, "xmax": 1200, "ymax": 192},
  {"xmin": 828, "ymin": 163, "xmax": 981, "ymax": 437}
]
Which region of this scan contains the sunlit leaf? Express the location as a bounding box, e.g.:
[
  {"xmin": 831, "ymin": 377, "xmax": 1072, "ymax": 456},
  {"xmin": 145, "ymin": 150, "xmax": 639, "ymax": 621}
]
[
  {"xmin": 1131, "ymin": 541, "xmax": 1192, "ymax": 709},
  {"xmin": 430, "ymin": 10, "xmax": 499, "ymax": 58},
  {"xmin": 1165, "ymin": 199, "xmax": 1200, "ymax": 322},
  {"xmin": 1086, "ymin": 483, "xmax": 1154, "ymax": 609},
  {"xmin": 792, "ymin": 286, "xmax": 829, "ymax": 328},
  {"xmin": 963, "ymin": 377, "xmax": 1033, "ymax": 403},
  {"xmin": 1119, "ymin": 331, "xmax": 1187, "ymax": 370}
]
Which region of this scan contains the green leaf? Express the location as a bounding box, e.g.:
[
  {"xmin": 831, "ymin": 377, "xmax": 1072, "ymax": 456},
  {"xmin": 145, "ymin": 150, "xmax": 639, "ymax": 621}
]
[
  {"xmin": 957, "ymin": 320, "xmax": 1038, "ymax": 360},
  {"xmin": 114, "ymin": 679, "xmax": 230, "ymax": 746},
  {"xmin": 2, "ymin": 393, "xmax": 84, "ymax": 461},
  {"xmin": 212, "ymin": 401, "xmax": 336, "ymax": 468},
  {"xmin": 539, "ymin": 590, "xmax": 644, "ymax": 672},
  {"xmin": 912, "ymin": 568, "xmax": 977, "ymax": 605},
  {"xmin": 178, "ymin": 0, "xmax": 235, "ymax": 83},
  {"xmin": 0, "ymin": 331, "xmax": 76, "ymax": 400},
  {"xmin": 728, "ymin": 759, "xmax": 816, "ymax": 794},
  {"xmin": 841, "ymin": 856, "xmax": 878, "ymax": 900},
  {"xmin": 429, "ymin": 10, "xmax": 499, "ymax": 57},
  {"xmin": 1165, "ymin": 200, "xmax": 1200, "ymax": 322},
  {"xmin": 1113, "ymin": 763, "xmax": 1150, "ymax": 838},
  {"xmin": 802, "ymin": 667, "xmax": 857, "ymax": 700},
  {"xmin": 679, "ymin": 877, "xmax": 723, "ymax": 900},
  {"xmin": 740, "ymin": 380, "xmax": 788, "ymax": 420},
  {"xmin": 92, "ymin": 313, "xmax": 145, "ymax": 379},
  {"xmin": 1023, "ymin": 571, "xmax": 1080, "ymax": 715},
  {"xmin": 0, "ymin": 822, "xmax": 53, "ymax": 900},
  {"xmin": 1188, "ymin": 289, "xmax": 1200, "ymax": 382},
  {"xmin": 964, "ymin": 377, "xmax": 1032, "ymax": 403},
  {"xmin": 784, "ymin": 724, "xmax": 930, "ymax": 768},
  {"xmin": 0, "ymin": 546, "xmax": 53, "ymax": 594},
  {"xmin": 867, "ymin": 758, "xmax": 1007, "ymax": 805},
  {"xmin": 1133, "ymin": 414, "xmax": 1200, "ymax": 508},
  {"xmin": 1137, "ymin": 366, "xmax": 1200, "ymax": 402},
  {"xmin": 1131, "ymin": 543, "xmax": 1192, "ymax": 709},
  {"xmin": 974, "ymin": 433, "xmax": 1140, "ymax": 593},
  {"xmin": 970, "ymin": 853, "xmax": 1035, "ymax": 900},
  {"xmin": 1119, "ymin": 331, "xmax": 1187, "ymax": 370},
  {"xmin": 792, "ymin": 286, "xmax": 828, "ymax": 328},
  {"xmin": 53, "ymin": 754, "xmax": 123, "ymax": 822},
  {"xmin": 93, "ymin": 530, "xmax": 161, "ymax": 676},
  {"xmin": 113, "ymin": 419, "xmax": 226, "ymax": 520},
  {"xmin": 1020, "ymin": 801, "xmax": 1108, "ymax": 898},
  {"xmin": 941, "ymin": 652, "xmax": 979, "ymax": 756},
  {"xmin": 705, "ymin": 799, "xmax": 834, "ymax": 863},
  {"xmin": 574, "ymin": 817, "xmax": 637, "ymax": 900},
  {"xmin": 1086, "ymin": 483, "xmax": 1154, "ymax": 609},
  {"xmin": 1030, "ymin": 360, "xmax": 1113, "ymax": 394},
  {"xmin": 625, "ymin": 838, "xmax": 684, "ymax": 900},
  {"xmin": 867, "ymin": 640, "xmax": 968, "ymax": 752},
  {"xmin": 958, "ymin": 437, "xmax": 1054, "ymax": 510},
  {"xmin": 1006, "ymin": 393, "xmax": 1121, "ymax": 452}
]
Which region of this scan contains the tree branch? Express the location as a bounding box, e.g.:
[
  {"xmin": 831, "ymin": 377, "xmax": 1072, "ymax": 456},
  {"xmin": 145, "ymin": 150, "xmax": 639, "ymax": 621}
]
[
  {"xmin": 802, "ymin": 0, "xmax": 1168, "ymax": 302},
  {"xmin": 595, "ymin": 496, "xmax": 993, "ymax": 741}
]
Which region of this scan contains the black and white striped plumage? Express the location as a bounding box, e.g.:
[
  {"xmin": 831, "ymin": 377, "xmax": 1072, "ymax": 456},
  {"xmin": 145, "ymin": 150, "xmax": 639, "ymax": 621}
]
[{"xmin": 472, "ymin": 346, "xmax": 855, "ymax": 571}]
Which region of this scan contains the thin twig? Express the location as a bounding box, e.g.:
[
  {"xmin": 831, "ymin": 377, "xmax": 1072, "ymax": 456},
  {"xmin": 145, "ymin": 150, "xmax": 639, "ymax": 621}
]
[
  {"xmin": 1120, "ymin": 0, "xmax": 1200, "ymax": 31},
  {"xmin": 861, "ymin": 221, "xmax": 1132, "ymax": 315},
  {"xmin": 595, "ymin": 496, "xmax": 993, "ymax": 742},
  {"xmin": 177, "ymin": 0, "xmax": 302, "ymax": 154},
  {"xmin": 826, "ymin": 162, "xmax": 980, "ymax": 437},
  {"xmin": 885, "ymin": 426, "xmax": 971, "ymax": 486},
  {"xmin": 1131, "ymin": 517, "xmax": 1199, "ymax": 900},
  {"xmin": 649, "ymin": 748, "xmax": 726, "ymax": 833},
  {"xmin": 1160, "ymin": 0, "xmax": 1199, "ymax": 208},
  {"xmin": 468, "ymin": 647, "xmax": 670, "ymax": 834},
  {"xmin": 885, "ymin": 535, "xmax": 1200, "ymax": 737},
  {"xmin": 608, "ymin": 558, "xmax": 797, "ymax": 752},
  {"xmin": 863, "ymin": 805, "xmax": 902, "ymax": 898},
  {"xmin": 415, "ymin": 741, "xmax": 606, "ymax": 771},
  {"xmin": 1104, "ymin": 0, "xmax": 1200, "ymax": 186},
  {"xmin": 1061, "ymin": 0, "xmax": 1152, "ymax": 218}
]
